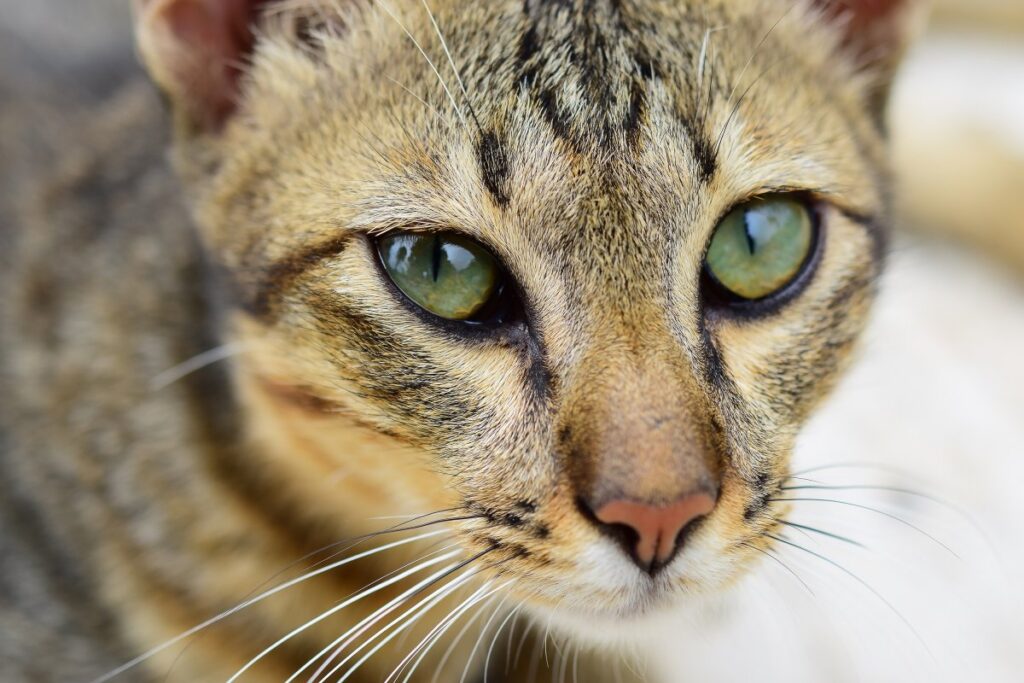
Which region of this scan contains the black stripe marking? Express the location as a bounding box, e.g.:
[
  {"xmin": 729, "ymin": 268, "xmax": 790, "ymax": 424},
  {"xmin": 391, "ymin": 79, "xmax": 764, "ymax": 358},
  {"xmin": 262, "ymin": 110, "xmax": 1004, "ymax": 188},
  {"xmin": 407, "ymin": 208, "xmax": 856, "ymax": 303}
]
[
  {"xmin": 477, "ymin": 130, "xmax": 511, "ymax": 208},
  {"xmin": 242, "ymin": 234, "xmax": 352, "ymax": 319}
]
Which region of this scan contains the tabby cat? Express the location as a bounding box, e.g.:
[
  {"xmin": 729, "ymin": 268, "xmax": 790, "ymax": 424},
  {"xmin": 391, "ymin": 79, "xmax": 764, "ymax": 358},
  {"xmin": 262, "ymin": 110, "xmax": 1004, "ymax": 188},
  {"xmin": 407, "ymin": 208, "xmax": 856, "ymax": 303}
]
[{"xmin": 0, "ymin": 0, "xmax": 926, "ymax": 680}]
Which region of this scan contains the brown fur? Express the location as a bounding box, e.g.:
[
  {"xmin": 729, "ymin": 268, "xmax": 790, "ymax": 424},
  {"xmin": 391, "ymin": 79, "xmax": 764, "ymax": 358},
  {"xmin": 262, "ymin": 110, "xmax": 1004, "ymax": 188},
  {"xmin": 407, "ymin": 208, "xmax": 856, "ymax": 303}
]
[{"xmin": 1, "ymin": 1, "xmax": 923, "ymax": 680}]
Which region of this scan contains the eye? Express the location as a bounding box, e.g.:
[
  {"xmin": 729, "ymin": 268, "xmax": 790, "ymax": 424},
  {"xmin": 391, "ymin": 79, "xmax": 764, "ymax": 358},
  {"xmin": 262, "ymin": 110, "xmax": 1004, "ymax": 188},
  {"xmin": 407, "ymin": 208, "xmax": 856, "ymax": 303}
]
[
  {"xmin": 704, "ymin": 196, "xmax": 815, "ymax": 301},
  {"xmin": 376, "ymin": 232, "xmax": 504, "ymax": 322}
]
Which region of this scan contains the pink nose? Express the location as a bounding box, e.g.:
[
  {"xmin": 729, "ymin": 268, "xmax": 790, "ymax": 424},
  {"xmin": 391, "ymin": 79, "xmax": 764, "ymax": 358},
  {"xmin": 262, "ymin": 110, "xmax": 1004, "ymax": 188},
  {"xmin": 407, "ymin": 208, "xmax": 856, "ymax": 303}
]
[{"xmin": 593, "ymin": 493, "xmax": 716, "ymax": 572}]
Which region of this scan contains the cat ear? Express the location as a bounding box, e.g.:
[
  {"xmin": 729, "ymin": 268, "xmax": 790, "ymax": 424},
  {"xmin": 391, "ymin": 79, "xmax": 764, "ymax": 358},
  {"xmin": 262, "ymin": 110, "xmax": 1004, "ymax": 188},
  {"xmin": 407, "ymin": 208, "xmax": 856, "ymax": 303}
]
[
  {"xmin": 812, "ymin": 0, "xmax": 927, "ymax": 114},
  {"xmin": 133, "ymin": 0, "xmax": 267, "ymax": 132}
]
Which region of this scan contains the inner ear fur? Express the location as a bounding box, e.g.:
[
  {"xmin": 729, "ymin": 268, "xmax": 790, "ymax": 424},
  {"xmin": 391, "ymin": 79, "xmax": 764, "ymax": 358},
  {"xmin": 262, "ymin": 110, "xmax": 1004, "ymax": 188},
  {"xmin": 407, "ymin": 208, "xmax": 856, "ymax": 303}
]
[{"xmin": 134, "ymin": 0, "xmax": 272, "ymax": 132}]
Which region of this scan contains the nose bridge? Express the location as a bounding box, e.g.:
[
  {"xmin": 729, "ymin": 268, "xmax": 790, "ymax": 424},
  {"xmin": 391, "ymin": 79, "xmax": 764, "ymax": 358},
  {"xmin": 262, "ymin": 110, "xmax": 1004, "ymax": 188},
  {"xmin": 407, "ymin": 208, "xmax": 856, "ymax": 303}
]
[{"xmin": 561, "ymin": 319, "xmax": 720, "ymax": 508}]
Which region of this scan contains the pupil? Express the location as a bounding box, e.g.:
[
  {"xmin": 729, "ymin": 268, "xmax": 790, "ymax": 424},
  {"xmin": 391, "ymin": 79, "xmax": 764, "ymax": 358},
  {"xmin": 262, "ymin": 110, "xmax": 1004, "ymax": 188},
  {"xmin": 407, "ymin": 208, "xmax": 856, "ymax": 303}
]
[
  {"xmin": 431, "ymin": 235, "xmax": 442, "ymax": 282},
  {"xmin": 743, "ymin": 212, "xmax": 757, "ymax": 255}
]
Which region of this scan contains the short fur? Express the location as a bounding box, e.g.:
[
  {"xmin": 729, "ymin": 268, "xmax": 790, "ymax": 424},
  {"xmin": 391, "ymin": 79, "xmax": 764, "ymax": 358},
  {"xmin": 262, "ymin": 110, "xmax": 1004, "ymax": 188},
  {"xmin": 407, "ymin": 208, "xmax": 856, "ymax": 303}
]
[{"xmin": 1, "ymin": 1, "xmax": 923, "ymax": 680}]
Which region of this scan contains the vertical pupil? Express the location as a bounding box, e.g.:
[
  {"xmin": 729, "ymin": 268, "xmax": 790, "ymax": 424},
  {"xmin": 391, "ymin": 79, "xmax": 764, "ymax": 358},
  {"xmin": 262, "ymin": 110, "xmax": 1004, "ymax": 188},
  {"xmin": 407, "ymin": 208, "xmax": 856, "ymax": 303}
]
[
  {"xmin": 742, "ymin": 211, "xmax": 757, "ymax": 255},
  {"xmin": 431, "ymin": 235, "xmax": 442, "ymax": 282}
]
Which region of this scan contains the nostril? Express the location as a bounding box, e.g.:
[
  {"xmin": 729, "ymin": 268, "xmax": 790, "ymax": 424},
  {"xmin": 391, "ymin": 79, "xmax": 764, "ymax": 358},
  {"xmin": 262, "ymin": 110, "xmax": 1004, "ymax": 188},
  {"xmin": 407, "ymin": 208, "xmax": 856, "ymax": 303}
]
[{"xmin": 586, "ymin": 492, "xmax": 717, "ymax": 573}]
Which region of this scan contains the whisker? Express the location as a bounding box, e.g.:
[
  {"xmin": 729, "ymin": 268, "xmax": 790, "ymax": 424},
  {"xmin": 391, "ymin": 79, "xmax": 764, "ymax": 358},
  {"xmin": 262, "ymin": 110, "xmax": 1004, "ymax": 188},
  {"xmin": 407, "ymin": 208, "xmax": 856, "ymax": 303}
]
[
  {"xmin": 300, "ymin": 512, "xmax": 481, "ymax": 574},
  {"xmin": 716, "ymin": 0, "xmax": 794, "ymax": 137},
  {"xmin": 780, "ymin": 483, "xmax": 979, "ymax": 527},
  {"xmin": 776, "ymin": 519, "xmax": 866, "ymax": 548},
  {"xmin": 511, "ymin": 615, "xmax": 533, "ymax": 674},
  {"xmin": 771, "ymin": 497, "xmax": 958, "ymax": 558},
  {"xmin": 485, "ymin": 602, "xmax": 520, "ymax": 683},
  {"xmin": 226, "ymin": 550, "xmax": 461, "ymax": 682},
  {"xmin": 790, "ymin": 461, "xmax": 913, "ymax": 478},
  {"xmin": 383, "ymin": 76, "xmax": 447, "ymax": 123},
  {"xmin": 460, "ymin": 593, "xmax": 513, "ymax": 683},
  {"xmin": 329, "ymin": 548, "xmax": 506, "ymax": 683},
  {"xmin": 784, "ymin": 466, "xmax": 996, "ymax": 558},
  {"xmin": 287, "ymin": 543, "xmax": 462, "ymax": 682},
  {"xmin": 555, "ymin": 637, "xmax": 569, "ymax": 683},
  {"xmin": 423, "ymin": 587, "xmax": 496, "ymax": 683},
  {"xmin": 419, "ymin": 0, "xmax": 483, "ymax": 132},
  {"xmin": 371, "ymin": 0, "xmax": 468, "ymax": 130},
  {"xmin": 767, "ymin": 533, "xmax": 933, "ymax": 657},
  {"xmin": 397, "ymin": 555, "xmax": 520, "ymax": 683},
  {"xmin": 149, "ymin": 342, "xmax": 248, "ymax": 391},
  {"xmin": 358, "ymin": 578, "xmax": 512, "ymax": 683},
  {"xmin": 783, "ymin": 483, "xmax": 945, "ymax": 501},
  {"xmin": 311, "ymin": 559, "xmax": 483, "ymax": 683},
  {"xmin": 542, "ymin": 621, "xmax": 552, "ymax": 669},
  {"xmin": 713, "ymin": 58, "xmax": 780, "ymax": 158},
  {"xmin": 713, "ymin": 1, "xmax": 794, "ymax": 129},
  {"xmin": 741, "ymin": 541, "xmax": 815, "ymax": 597},
  {"xmin": 621, "ymin": 647, "xmax": 645, "ymax": 681},
  {"xmin": 503, "ymin": 609, "xmax": 519, "ymax": 676},
  {"xmin": 695, "ymin": 23, "xmax": 724, "ymax": 128},
  {"xmin": 786, "ymin": 475, "xmax": 826, "ymax": 485},
  {"xmin": 527, "ymin": 624, "xmax": 545, "ymax": 681},
  {"xmin": 91, "ymin": 529, "xmax": 451, "ymax": 683},
  {"xmin": 399, "ymin": 557, "xmax": 521, "ymax": 683}
]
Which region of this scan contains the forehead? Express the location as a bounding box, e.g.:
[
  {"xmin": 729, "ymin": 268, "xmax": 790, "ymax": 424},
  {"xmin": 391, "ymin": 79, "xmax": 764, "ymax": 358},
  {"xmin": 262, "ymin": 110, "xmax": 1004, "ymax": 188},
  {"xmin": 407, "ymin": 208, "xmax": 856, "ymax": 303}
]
[
  {"xmin": 236, "ymin": 0, "xmax": 881, "ymax": 306},
  {"xmin": 337, "ymin": 0, "xmax": 877, "ymax": 217}
]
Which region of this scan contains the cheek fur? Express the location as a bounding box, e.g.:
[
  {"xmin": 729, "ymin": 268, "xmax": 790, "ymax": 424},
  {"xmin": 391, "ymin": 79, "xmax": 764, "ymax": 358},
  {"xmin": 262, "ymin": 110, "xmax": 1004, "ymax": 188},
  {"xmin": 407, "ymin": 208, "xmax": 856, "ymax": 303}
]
[{"xmin": 709, "ymin": 211, "xmax": 880, "ymax": 425}]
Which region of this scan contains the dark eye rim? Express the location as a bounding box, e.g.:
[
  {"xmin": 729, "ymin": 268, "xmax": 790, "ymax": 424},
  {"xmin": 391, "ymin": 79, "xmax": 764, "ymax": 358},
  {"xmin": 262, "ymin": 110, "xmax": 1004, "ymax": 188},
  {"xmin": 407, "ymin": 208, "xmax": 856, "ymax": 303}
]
[
  {"xmin": 701, "ymin": 193, "xmax": 824, "ymax": 319},
  {"xmin": 370, "ymin": 230, "xmax": 524, "ymax": 336}
]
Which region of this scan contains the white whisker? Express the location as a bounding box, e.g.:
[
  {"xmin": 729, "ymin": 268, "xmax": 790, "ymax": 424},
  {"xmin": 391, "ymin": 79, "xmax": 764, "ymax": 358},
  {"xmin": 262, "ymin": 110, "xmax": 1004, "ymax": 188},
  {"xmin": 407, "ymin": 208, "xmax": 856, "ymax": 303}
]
[
  {"xmin": 227, "ymin": 549, "xmax": 460, "ymax": 682},
  {"xmin": 339, "ymin": 578, "xmax": 509, "ymax": 682},
  {"xmin": 149, "ymin": 342, "xmax": 248, "ymax": 391},
  {"xmin": 558, "ymin": 645, "xmax": 570, "ymax": 683},
  {"xmin": 696, "ymin": 26, "xmax": 725, "ymax": 92},
  {"xmin": 512, "ymin": 616, "xmax": 533, "ymax": 673},
  {"xmin": 372, "ymin": 0, "xmax": 468, "ymax": 130},
  {"xmin": 483, "ymin": 602, "xmax": 523, "ymax": 683},
  {"xmin": 323, "ymin": 575, "xmax": 476, "ymax": 682},
  {"xmin": 419, "ymin": 0, "xmax": 477, "ymax": 124},
  {"xmin": 424, "ymin": 587, "xmax": 497, "ymax": 683},
  {"xmin": 90, "ymin": 529, "xmax": 448, "ymax": 683},
  {"xmin": 460, "ymin": 593, "xmax": 512, "ymax": 683},
  {"xmin": 298, "ymin": 550, "xmax": 467, "ymax": 682},
  {"xmin": 320, "ymin": 554, "xmax": 496, "ymax": 683},
  {"xmin": 394, "ymin": 580, "xmax": 510, "ymax": 683},
  {"xmin": 384, "ymin": 76, "xmax": 448, "ymax": 124}
]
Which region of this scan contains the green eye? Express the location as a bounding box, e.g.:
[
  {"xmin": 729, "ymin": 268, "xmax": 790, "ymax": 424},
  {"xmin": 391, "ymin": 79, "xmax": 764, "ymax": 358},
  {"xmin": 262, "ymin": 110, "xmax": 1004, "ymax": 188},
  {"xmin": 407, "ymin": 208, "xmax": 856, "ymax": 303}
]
[
  {"xmin": 377, "ymin": 232, "xmax": 501, "ymax": 321},
  {"xmin": 704, "ymin": 196, "xmax": 814, "ymax": 301}
]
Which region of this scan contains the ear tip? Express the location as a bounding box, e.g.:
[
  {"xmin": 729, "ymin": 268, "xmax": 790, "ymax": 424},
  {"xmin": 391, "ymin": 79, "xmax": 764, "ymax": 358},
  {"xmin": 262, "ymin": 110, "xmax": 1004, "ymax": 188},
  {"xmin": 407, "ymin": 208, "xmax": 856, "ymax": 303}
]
[{"xmin": 134, "ymin": 0, "xmax": 260, "ymax": 133}]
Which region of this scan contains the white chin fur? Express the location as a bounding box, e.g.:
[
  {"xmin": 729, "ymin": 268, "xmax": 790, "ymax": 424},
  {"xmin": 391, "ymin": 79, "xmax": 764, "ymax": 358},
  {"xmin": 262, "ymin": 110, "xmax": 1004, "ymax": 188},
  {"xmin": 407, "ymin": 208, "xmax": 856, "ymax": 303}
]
[{"xmin": 523, "ymin": 532, "xmax": 739, "ymax": 650}]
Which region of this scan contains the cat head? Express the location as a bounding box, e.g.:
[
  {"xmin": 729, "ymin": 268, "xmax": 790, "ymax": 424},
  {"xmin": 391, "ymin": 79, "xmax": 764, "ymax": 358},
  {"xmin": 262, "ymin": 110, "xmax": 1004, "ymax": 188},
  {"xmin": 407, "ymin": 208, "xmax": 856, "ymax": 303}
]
[{"xmin": 134, "ymin": 0, "xmax": 921, "ymax": 634}]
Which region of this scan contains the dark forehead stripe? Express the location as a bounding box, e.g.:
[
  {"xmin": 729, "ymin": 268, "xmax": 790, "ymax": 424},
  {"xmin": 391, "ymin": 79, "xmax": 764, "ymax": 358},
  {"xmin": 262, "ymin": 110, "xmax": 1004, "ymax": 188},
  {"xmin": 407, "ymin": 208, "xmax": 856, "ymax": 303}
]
[
  {"xmin": 516, "ymin": 0, "xmax": 718, "ymax": 182},
  {"xmin": 683, "ymin": 118, "xmax": 717, "ymax": 183},
  {"xmin": 517, "ymin": 0, "xmax": 655, "ymax": 151},
  {"xmin": 477, "ymin": 130, "xmax": 511, "ymax": 208}
]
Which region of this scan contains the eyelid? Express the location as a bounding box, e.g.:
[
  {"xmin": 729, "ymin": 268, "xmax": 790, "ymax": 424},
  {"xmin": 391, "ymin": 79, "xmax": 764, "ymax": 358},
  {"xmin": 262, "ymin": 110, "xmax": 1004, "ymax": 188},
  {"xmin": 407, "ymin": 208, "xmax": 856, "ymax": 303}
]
[{"xmin": 746, "ymin": 187, "xmax": 875, "ymax": 220}]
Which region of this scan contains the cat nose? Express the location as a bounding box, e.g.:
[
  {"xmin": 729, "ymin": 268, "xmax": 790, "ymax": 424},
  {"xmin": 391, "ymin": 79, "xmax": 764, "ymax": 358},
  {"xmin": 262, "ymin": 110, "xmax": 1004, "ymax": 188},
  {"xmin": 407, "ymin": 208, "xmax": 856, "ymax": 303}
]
[{"xmin": 588, "ymin": 492, "xmax": 717, "ymax": 573}]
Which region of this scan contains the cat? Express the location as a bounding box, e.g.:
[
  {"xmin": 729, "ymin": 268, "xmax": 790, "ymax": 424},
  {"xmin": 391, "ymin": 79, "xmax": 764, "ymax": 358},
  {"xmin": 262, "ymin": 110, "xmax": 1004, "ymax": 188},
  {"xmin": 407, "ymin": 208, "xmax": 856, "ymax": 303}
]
[{"xmin": 0, "ymin": 0, "xmax": 960, "ymax": 681}]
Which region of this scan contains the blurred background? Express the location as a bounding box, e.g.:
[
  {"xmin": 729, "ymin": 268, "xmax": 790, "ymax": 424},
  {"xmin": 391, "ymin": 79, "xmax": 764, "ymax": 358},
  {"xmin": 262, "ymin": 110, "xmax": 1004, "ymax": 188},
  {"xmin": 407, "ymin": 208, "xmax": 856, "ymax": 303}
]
[{"xmin": 1, "ymin": 1, "xmax": 1022, "ymax": 681}]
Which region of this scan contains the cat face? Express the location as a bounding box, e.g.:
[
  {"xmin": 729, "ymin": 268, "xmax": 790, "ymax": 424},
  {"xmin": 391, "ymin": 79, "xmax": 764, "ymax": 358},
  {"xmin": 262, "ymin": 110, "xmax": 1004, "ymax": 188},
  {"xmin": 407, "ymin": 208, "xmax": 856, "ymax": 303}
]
[{"xmin": 136, "ymin": 0, "xmax": 916, "ymax": 636}]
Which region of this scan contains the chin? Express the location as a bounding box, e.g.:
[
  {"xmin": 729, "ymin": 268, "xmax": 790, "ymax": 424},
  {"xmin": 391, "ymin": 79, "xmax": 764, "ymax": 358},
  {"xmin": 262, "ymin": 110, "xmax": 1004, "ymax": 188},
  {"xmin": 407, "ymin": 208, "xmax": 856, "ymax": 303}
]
[{"xmin": 513, "ymin": 533, "xmax": 750, "ymax": 648}]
